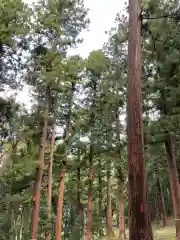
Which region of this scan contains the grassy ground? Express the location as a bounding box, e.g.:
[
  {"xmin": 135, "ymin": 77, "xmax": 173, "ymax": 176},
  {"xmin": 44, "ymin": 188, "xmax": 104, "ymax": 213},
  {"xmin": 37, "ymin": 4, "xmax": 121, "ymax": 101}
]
[
  {"xmin": 153, "ymin": 219, "xmax": 175, "ymax": 240},
  {"xmin": 100, "ymin": 219, "xmax": 176, "ymax": 240}
]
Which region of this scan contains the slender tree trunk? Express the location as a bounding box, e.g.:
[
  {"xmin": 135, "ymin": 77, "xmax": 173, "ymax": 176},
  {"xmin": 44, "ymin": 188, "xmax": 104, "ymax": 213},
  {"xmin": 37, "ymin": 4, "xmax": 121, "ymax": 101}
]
[
  {"xmin": 55, "ymin": 82, "xmax": 75, "ymax": 240},
  {"xmin": 72, "ymin": 162, "xmax": 81, "ymax": 239},
  {"xmin": 85, "ymin": 80, "xmax": 97, "ymax": 240},
  {"xmin": 55, "ymin": 166, "xmax": 65, "ymax": 240},
  {"xmin": 127, "ymin": 0, "xmax": 153, "ymax": 239},
  {"xmin": 157, "ymin": 177, "xmax": 168, "ymax": 227},
  {"xmin": 86, "ymin": 145, "xmax": 94, "ymax": 240},
  {"xmin": 46, "ymin": 124, "xmax": 55, "ymax": 240},
  {"xmin": 98, "ymin": 157, "xmax": 103, "ymax": 237},
  {"xmin": 106, "ymin": 166, "xmax": 114, "ymax": 238},
  {"xmin": 115, "ymin": 96, "xmax": 126, "ymax": 240},
  {"xmin": 31, "ymin": 117, "xmax": 48, "ymax": 240},
  {"xmin": 119, "ymin": 198, "xmax": 125, "ymax": 240},
  {"xmin": 76, "ymin": 166, "xmax": 81, "ymax": 215},
  {"xmin": 165, "ymin": 134, "xmax": 180, "ymax": 238},
  {"xmin": 174, "ymin": 137, "xmax": 180, "ymax": 182}
]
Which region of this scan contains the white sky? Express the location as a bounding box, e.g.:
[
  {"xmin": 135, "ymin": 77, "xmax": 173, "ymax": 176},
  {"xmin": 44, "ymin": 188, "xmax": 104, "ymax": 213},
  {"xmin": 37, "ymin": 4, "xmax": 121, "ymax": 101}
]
[{"xmin": 15, "ymin": 0, "xmax": 126, "ymax": 107}]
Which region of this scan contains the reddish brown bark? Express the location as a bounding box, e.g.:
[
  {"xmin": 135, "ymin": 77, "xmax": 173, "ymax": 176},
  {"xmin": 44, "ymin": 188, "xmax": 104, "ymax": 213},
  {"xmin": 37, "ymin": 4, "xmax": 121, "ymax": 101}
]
[
  {"xmin": 157, "ymin": 177, "xmax": 168, "ymax": 227},
  {"xmin": 55, "ymin": 166, "xmax": 65, "ymax": 240},
  {"xmin": 127, "ymin": 0, "xmax": 153, "ymax": 238},
  {"xmin": 31, "ymin": 118, "xmax": 48, "ymax": 240},
  {"xmin": 46, "ymin": 124, "xmax": 55, "ymax": 240},
  {"xmin": 55, "ymin": 82, "xmax": 75, "ymax": 240},
  {"xmin": 165, "ymin": 135, "xmax": 180, "ymax": 238}
]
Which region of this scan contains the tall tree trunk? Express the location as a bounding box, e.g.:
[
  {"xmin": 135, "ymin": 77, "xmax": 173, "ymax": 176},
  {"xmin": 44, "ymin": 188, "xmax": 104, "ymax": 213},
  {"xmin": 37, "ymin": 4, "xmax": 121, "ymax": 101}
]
[
  {"xmin": 85, "ymin": 80, "xmax": 97, "ymax": 240},
  {"xmin": 127, "ymin": 0, "xmax": 153, "ymax": 239},
  {"xmin": 98, "ymin": 157, "xmax": 103, "ymax": 237},
  {"xmin": 86, "ymin": 145, "xmax": 94, "ymax": 240},
  {"xmin": 72, "ymin": 160, "xmax": 81, "ymax": 239},
  {"xmin": 165, "ymin": 134, "xmax": 180, "ymax": 238},
  {"xmin": 107, "ymin": 165, "xmax": 114, "ymax": 238},
  {"xmin": 31, "ymin": 117, "xmax": 48, "ymax": 240},
  {"xmin": 174, "ymin": 136, "xmax": 180, "ymax": 182},
  {"xmin": 157, "ymin": 177, "xmax": 168, "ymax": 227},
  {"xmin": 55, "ymin": 82, "xmax": 75, "ymax": 240},
  {"xmin": 115, "ymin": 95, "xmax": 126, "ymax": 240},
  {"xmin": 55, "ymin": 166, "xmax": 65, "ymax": 240},
  {"xmin": 46, "ymin": 124, "xmax": 55, "ymax": 240}
]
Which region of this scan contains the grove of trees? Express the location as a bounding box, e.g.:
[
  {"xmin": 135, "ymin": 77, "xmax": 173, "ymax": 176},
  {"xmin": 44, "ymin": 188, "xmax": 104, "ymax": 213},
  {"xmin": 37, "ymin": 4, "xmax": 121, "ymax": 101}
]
[{"xmin": 1, "ymin": 0, "xmax": 180, "ymax": 239}]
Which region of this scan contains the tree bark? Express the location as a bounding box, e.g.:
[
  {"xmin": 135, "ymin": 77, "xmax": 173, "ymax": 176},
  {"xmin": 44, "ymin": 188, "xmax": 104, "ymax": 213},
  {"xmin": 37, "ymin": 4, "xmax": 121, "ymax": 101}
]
[
  {"xmin": 85, "ymin": 79, "xmax": 97, "ymax": 240},
  {"xmin": 72, "ymin": 162, "xmax": 81, "ymax": 239},
  {"xmin": 55, "ymin": 166, "xmax": 65, "ymax": 240},
  {"xmin": 46, "ymin": 124, "xmax": 55, "ymax": 240},
  {"xmin": 157, "ymin": 177, "xmax": 168, "ymax": 227},
  {"xmin": 115, "ymin": 91, "xmax": 126, "ymax": 240},
  {"xmin": 127, "ymin": 0, "xmax": 153, "ymax": 239},
  {"xmin": 85, "ymin": 145, "xmax": 94, "ymax": 240},
  {"xmin": 31, "ymin": 117, "xmax": 48, "ymax": 240},
  {"xmin": 119, "ymin": 199, "xmax": 125, "ymax": 240},
  {"xmin": 107, "ymin": 165, "xmax": 114, "ymax": 238},
  {"xmin": 98, "ymin": 157, "xmax": 103, "ymax": 237},
  {"xmin": 55, "ymin": 82, "xmax": 75, "ymax": 240},
  {"xmin": 165, "ymin": 134, "xmax": 180, "ymax": 238}
]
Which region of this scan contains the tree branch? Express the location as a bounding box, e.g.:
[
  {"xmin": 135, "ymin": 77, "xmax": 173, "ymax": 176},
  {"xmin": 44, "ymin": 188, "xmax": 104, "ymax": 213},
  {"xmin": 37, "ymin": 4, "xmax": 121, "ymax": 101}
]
[{"xmin": 143, "ymin": 15, "xmax": 180, "ymax": 21}]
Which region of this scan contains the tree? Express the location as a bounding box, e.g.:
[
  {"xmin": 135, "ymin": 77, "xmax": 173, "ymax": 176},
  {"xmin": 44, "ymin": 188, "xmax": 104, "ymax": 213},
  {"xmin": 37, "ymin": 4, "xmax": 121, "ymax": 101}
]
[
  {"xmin": 31, "ymin": 112, "xmax": 48, "ymax": 240},
  {"xmin": 141, "ymin": 0, "xmax": 180, "ymax": 237},
  {"xmin": 127, "ymin": 0, "xmax": 153, "ymax": 238}
]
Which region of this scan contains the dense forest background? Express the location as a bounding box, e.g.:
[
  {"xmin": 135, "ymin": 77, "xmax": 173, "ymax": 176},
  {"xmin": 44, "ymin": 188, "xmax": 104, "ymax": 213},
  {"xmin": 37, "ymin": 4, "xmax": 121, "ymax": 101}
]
[{"xmin": 1, "ymin": 0, "xmax": 180, "ymax": 239}]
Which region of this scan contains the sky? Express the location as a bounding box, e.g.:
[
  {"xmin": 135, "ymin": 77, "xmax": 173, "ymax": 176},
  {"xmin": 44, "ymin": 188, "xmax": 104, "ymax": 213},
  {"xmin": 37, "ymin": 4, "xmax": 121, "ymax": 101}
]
[{"xmin": 14, "ymin": 0, "xmax": 126, "ymax": 107}]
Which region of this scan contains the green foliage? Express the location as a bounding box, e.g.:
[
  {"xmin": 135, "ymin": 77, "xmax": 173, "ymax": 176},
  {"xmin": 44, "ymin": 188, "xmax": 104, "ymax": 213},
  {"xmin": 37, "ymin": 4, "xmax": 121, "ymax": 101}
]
[{"xmin": 1, "ymin": 0, "xmax": 180, "ymax": 239}]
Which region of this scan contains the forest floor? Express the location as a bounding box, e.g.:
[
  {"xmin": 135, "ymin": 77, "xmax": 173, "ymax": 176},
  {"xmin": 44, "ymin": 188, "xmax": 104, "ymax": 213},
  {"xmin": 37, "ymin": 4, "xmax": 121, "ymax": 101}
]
[
  {"xmin": 101, "ymin": 219, "xmax": 175, "ymax": 240},
  {"xmin": 152, "ymin": 218, "xmax": 175, "ymax": 240}
]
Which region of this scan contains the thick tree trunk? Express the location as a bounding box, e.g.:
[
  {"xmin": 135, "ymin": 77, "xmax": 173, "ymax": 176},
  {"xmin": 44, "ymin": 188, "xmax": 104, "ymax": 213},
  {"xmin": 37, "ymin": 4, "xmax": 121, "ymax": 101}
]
[
  {"xmin": 165, "ymin": 134, "xmax": 180, "ymax": 238},
  {"xmin": 127, "ymin": 0, "xmax": 153, "ymax": 239},
  {"xmin": 55, "ymin": 166, "xmax": 65, "ymax": 240},
  {"xmin": 46, "ymin": 124, "xmax": 55, "ymax": 240},
  {"xmin": 85, "ymin": 145, "xmax": 94, "ymax": 240},
  {"xmin": 157, "ymin": 177, "xmax": 168, "ymax": 227},
  {"xmin": 107, "ymin": 166, "xmax": 114, "ymax": 237},
  {"xmin": 31, "ymin": 118, "xmax": 48, "ymax": 240}
]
